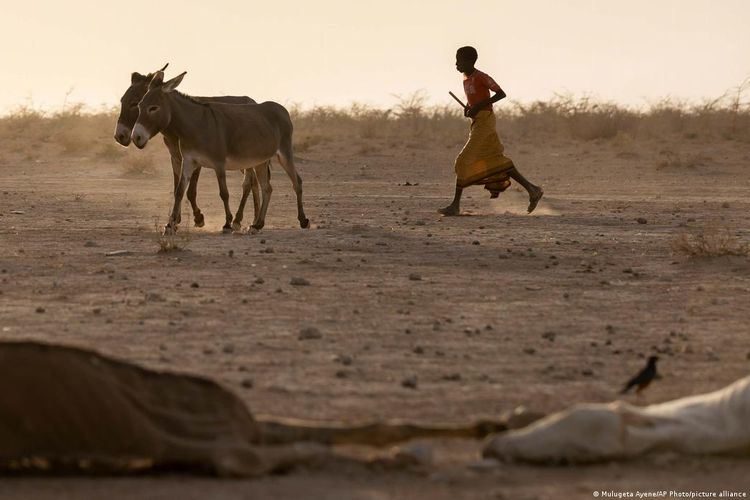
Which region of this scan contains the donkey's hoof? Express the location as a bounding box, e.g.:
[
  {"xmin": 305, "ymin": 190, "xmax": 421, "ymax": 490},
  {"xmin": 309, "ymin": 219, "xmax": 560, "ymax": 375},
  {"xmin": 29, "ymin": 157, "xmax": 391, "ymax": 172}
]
[
  {"xmin": 251, "ymin": 223, "xmax": 264, "ymax": 231},
  {"xmin": 247, "ymin": 226, "xmax": 260, "ymax": 235},
  {"xmin": 300, "ymin": 218, "xmax": 310, "ymax": 229},
  {"xmin": 231, "ymin": 221, "xmax": 242, "ymax": 232},
  {"xmin": 163, "ymin": 224, "xmax": 177, "ymax": 236},
  {"xmin": 194, "ymin": 213, "xmax": 205, "ymax": 228},
  {"xmin": 221, "ymin": 225, "xmax": 233, "ymax": 234}
]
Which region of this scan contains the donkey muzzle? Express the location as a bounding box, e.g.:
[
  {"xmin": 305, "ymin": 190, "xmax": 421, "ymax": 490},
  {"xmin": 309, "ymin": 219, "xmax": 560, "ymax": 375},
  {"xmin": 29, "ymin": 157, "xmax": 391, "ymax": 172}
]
[
  {"xmin": 131, "ymin": 123, "xmax": 152, "ymax": 149},
  {"xmin": 114, "ymin": 122, "xmax": 131, "ymax": 147}
]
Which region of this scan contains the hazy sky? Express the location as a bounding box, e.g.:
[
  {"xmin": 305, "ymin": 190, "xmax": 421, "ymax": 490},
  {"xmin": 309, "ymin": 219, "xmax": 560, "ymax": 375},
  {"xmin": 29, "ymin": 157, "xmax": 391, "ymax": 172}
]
[{"xmin": 2, "ymin": 0, "xmax": 749, "ymax": 113}]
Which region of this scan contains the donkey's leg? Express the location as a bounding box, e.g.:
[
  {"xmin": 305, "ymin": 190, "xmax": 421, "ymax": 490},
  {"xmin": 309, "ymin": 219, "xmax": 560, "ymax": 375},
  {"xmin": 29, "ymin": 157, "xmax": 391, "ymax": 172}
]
[
  {"xmin": 251, "ymin": 162, "xmax": 272, "ymax": 232},
  {"xmin": 166, "ymin": 159, "xmax": 196, "ymax": 234},
  {"xmin": 186, "ymin": 167, "xmax": 205, "ymax": 227},
  {"xmin": 276, "ymin": 140, "xmax": 309, "ymax": 228},
  {"xmin": 232, "ymin": 168, "xmax": 258, "ymax": 232},
  {"xmin": 214, "ymin": 168, "xmax": 234, "ymax": 233},
  {"xmin": 164, "ymin": 136, "xmax": 202, "ymax": 227}
]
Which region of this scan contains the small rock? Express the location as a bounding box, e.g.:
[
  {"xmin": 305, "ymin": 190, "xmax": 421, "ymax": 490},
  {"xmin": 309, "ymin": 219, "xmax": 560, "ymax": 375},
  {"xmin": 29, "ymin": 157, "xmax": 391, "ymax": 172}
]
[
  {"xmin": 105, "ymin": 250, "xmax": 131, "ymax": 257},
  {"xmin": 228, "ymin": 249, "xmax": 234, "ymax": 257},
  {"xmin": 35, "ymin": 307, "xmax": 45, "ymax": 313},
  {"xmin": 408, "ymin": 273, "xmax": 422, "ymax": 281},
  {"xmin": 541, "ymin": 331, "xmax": 556, "ymax": 342},
  {"xmin": 636, "ymin": 217, "xmax": 648, "ymax": 224},
  {"xmin": 254, "ymin": 277, "xmax": 265, "ymax": 284},
  {"xmin": 240, "ymin": 378, "xmax": 253, "ymax": 389},
  {"xmin": 523, "ymin": 347, "xmax": 536, "ymax": 355},
  {"xmin": 299, "ymin": 327, "xmax": 322, "ymax": 340},
  {"xmin": 401, "ymin": 375, "xmax": 418, "ymax": 389},
  {"xmin": 290, "ymin": 277, "xmax": 310, "ymax": 286},
  {"xmin": 92, "ymin": 308, "xmax": 101, "ymax": 315},
  {"xmin": 190, "ymin": 282, "xmax": 200, "ymax": 288},
  {"xmin": 581, "ymin": 368, "xmax": 594, "ymax": 377},
  {"xmin": 84, "ymin": 241, "xmax": 98, "ymax": 247},
  {"xmin": 222, "ymin": 344, "xmax": 235, "ymax": 354}
]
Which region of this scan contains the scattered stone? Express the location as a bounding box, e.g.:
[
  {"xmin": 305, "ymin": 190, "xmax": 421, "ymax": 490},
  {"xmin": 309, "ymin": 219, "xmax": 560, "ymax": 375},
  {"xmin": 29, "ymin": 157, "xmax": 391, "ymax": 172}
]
[
  {"xmin": 222, "ymin": 344, "xmax": 235, "ymax": 354},
  {"xmin": 334, "ymin": 354, "xmax": 353, "ymax": 365},
  {"xmin": 722, "ymin": 202, "xmax": 730, "ymax": 208},
  {"xmin": 35, "ymin": 307, "xmax": 45, "ymax": 313},
  {"xmin": 92, "ymin": 308, "xmax": 101, "ymax": 315},
  {"xmin": 541, "ymin": 331, "xmax": 556, "ymax": 342},
  {"xmin": 254, "ymin": 277, "xmax": 265, "ymax": 284},
  {"xmin": 401, "ymin": 375, "xmax": 418, "ymax": 389},
  {"xmin": 84, "ymin": 241, "xmax": 98, "ymax": 247},
  {"xmin": 442, "ymin": 373, "xmax": 461, "ymax": 381},
  {"xmin": 472, "ymin": 240, "xmax": 480, "ymax": 245},
  {"xmin": 408, "ymin": 273, "xmax": 422, "ymax": 281},
  {"xmin": 290, "ymin": 277, "xmax": 310, "ymax": 286},
  {"xmin": 202, "ymin": 347, "xmax": 214, "ymax": 355},
  {"xmin": 581, "ymin": 368, "xmax": 594, "ymax": 377},
  {"xmin": 525, "ymin": 285, "xmax": 542, "ymax": 291},
  {"xmin": 240, "ymin": 378, "xmax": 254, "ymax": 389},
  {"xmin": 299, "ymin": 327, "xmax": 322, "ymax": 340},
  {"xmin": 190, "ymin": 282, "xmax": 200, "ymax": 288},
  {"xmin": 105, "ymin": 250, "xmax": 131, "ymax": 257},
  {"xmin": 636, "ymin": 218, "xmax": 648, "ymax": 224},
  {"xmin": 523, "ymin": 347, "xmax": 536, "ymax": 355},
  {"xmin": 228, "ymin": 249, "xmax": 234, "ymax": 257}
]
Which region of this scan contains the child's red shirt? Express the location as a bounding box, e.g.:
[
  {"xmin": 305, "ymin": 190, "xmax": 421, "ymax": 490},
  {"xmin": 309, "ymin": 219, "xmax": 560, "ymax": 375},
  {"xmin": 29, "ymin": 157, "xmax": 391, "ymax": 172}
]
[{"xmin": 463, "ymin": 69, "xmax": 501, "ymax": 111}]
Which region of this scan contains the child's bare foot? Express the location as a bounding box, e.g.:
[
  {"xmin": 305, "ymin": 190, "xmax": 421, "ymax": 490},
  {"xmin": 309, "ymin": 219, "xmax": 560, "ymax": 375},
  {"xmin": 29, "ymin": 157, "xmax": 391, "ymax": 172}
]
[
  {"xmin": 438, "ymin": 205, "xmax": 460, "ymax": 216},
  {"xmin": 527, "ymin": 187, "xmax": 544, "ymax": 213}
]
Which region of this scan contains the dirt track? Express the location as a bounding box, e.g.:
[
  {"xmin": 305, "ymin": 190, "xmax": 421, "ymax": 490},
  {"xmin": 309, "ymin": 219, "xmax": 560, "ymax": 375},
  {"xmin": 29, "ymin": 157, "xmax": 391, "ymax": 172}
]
[{"xmin": 1, "ymin": 133, "xmax": 749, "ymax": 498}]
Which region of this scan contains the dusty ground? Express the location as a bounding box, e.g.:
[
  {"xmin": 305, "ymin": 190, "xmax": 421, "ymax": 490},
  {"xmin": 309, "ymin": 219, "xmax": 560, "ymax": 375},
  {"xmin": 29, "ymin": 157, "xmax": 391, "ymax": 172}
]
[{"xmin": 1, "ymin": 131, "xmax": 749, "ymax": 499}]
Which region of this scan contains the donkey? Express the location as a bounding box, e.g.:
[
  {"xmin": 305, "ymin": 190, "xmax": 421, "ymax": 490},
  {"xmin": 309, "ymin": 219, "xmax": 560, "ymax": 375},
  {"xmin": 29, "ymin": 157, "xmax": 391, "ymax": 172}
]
[
  {"xmin": 114, "ymin": 64, "xmax": 268, "ymax": 232},
  {"xmin": 131, "ymin": 71, "xmax": 308, "ymax": 233}
]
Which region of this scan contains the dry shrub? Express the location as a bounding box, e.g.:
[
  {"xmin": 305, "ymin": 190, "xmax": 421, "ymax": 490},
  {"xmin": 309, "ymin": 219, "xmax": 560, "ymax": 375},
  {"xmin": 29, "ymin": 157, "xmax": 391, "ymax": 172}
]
[
  {"xmin": 672, "ymin": 229, "xmax": 749, "ymax": 258},
  {"xmin": 656, "ymin": 151, "xmax": 713, "ymax": 170},
  {"xmin": 155, "ymin": 220, "xmax": 190, "ymax": 253}
]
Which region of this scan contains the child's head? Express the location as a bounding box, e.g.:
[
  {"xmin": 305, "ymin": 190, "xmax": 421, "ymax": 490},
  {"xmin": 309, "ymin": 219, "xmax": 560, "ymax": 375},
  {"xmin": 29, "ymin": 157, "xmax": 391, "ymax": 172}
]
[{"xmin": 456, "ymin": 46, "xmax": 478, "ymax": 73}]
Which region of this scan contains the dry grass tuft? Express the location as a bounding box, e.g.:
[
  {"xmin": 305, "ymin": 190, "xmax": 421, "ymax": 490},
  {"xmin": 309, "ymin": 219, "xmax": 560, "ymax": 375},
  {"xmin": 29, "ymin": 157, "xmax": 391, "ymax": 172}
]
[
  {"xmin": 657, "ymin": 151, "xmax": 713, "ymax": 170},
  {"xmin": 672, "ymin": 229, "xmax": 749, "ymax": 258},
  {"xmin": 154, "ymin": 219, "xmax": 190, "ymax": 253}
]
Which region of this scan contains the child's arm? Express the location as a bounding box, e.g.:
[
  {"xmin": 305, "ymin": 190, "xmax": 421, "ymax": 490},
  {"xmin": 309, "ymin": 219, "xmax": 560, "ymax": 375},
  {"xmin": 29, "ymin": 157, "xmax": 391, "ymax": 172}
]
[
  {"xmin": 465, "ymin": 73, "xmax": 507, "ymax": 117},
  {"xmin": 465, "ymin": 88, "xmax": 506, "ymax": 117}
]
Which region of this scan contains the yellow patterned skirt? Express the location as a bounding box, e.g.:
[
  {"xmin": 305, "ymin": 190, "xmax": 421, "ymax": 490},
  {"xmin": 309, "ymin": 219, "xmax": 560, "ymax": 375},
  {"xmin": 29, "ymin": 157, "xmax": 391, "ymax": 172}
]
[{"xmin": 454, "ymin": 110, "xmax": 513, "ymax": 196}]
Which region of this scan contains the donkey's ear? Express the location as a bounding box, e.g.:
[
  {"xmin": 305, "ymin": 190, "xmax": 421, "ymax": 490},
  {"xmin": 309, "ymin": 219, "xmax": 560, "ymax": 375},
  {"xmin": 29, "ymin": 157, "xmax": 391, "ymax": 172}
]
[
  {"xmin": 131, "ymin": 72, "xmax": 147, "ymax": 84},
  {"xmin": 148, "ymin": 71, "xmax": 165, "ymax": 90},
  {"xmin": 158, "ymin": 62, "xmax": 169, "ymax": 72},
  {"xmin": 161, "ymin": 71, "xmax": 186, "ymax": 93}
]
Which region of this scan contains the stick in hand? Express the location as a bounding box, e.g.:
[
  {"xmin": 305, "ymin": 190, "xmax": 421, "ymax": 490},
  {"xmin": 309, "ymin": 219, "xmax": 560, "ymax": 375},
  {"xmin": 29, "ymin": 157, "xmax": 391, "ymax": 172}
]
[{"xmin": 448, "ymin": 91, "xmax": 467, "ymax": 110}]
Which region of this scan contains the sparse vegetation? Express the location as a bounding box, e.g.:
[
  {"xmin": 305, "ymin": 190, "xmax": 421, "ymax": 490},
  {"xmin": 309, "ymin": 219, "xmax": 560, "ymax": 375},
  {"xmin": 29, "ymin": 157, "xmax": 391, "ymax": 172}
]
[
  {"xmin": 154, "ymin": 219, "xmax": 190, "ymax": 253},
  {"xmin": 0, "ymin": 79, "xmax": 747, "ymax": 161},
  {"xmin": 672, "ymin": 229, "xmax": 749, "ymax": 258}
]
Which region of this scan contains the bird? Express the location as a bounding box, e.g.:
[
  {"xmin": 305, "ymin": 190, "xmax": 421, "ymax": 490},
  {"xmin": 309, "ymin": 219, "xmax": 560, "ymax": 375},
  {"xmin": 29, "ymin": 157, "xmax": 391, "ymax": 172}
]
[{"xmin": 620, "ymin": 356, "xmax": 660, "ymax": 395}]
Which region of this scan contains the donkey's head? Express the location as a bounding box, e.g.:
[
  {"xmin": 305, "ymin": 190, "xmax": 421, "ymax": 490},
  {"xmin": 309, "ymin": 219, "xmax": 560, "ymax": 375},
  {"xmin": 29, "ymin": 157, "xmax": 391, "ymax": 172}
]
[
  {"xmin": 131, "ymin": 70, "xmax": 186, "ymax": 150},
  {"xmin": 114, "ymin": 63, "xmax": 168, "ymax": 147}
]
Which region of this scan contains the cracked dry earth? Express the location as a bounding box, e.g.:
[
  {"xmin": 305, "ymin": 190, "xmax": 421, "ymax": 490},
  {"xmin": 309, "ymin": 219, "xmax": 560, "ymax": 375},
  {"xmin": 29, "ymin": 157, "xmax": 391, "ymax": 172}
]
[{"xmin": 1, "ymin": 134, "xmax": 749, "ymax": 499}]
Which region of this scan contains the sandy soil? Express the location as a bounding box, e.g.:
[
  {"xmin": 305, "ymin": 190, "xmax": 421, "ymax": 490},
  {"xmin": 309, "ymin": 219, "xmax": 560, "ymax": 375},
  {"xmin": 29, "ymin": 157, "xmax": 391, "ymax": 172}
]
[{"xmin": 1, "ymin": 132, "xmax": 749, "ymax": 499}]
